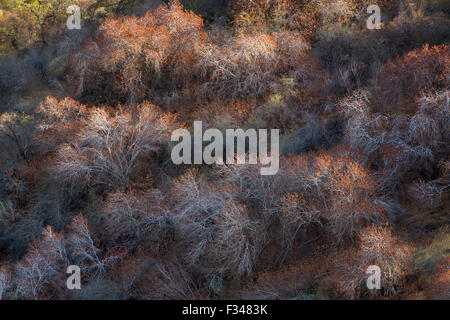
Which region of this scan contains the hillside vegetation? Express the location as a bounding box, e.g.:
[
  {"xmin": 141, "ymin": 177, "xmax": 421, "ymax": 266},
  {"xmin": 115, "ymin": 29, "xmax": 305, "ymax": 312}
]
[{"xmin": 0, "ymin": 0, "xmax": 448, "ymax": 300}]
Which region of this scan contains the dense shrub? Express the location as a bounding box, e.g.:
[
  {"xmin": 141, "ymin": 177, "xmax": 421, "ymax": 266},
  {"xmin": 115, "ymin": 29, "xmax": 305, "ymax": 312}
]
[
  {"xmin": 313, "ymin": 23, "xmax": 389, "ymax": 75},
  {"xmin": 281, "ymin": 116, "xmax": 343, "ymax": 155},
  {"xmin": 66, "ymin": 214, "xmax": 122, "ymax": 276},
  {"xmin": 385, "ymin": 2, "xmax": 450, "ymax": 53},
  {"xmin": 196, "ymin": 29, "xmax": 312, "ymax": 100},
  {"xmin": 377, "ymin": 44, "xmax": 449, "ymax": 109},
  {"xmin": 2, "ymin": 213, "xmax": 44, "ymax": 258},
  {"xmin": 0, "ymin": 54, "xmax": 28, "ymax": 108},
  {"xmin": 33, "ymin": 97, "xmax": 89, "ymax": 157},
  {"xmin": 101, "ymin": 189, "xmax": 174, "ymax": 251},
  {"xmin": 230, "ymin": 0, "xmax": 320, "ymax": 38},
  {"xmin": 426, "ymin": 257, "xmax": 450, "ymax": 299},
  {"xmin": 77, "ymin": 1, "xmax": 206, "ymax": 103},
  {"xmin": 53, "ymin": 103, "xmax": 177, "ymax": 190},
  {"xmin": 0, "ymin": 111, "xmax": 35, "ymax": 164},
  {"xmin": 213, "ymin": 152, "xmax": 384, "ymax": 249},
  {"xmin": 173, "ymin": 170, "xmax": 266, "ymax": 280},
  {"xmin": 0, "ymin": 265, "xmax": 10, "ymax": 300},
  {"xmin": 334, "ymin": 226, "xmax": 413, "ymax": 299},
  {"xmin": 0, "ymin": 0, "xmax": 447, "ymax": 301},
  {"xmin": 341, "ymin": 89, "xmax": 449, "ymax": 192}
]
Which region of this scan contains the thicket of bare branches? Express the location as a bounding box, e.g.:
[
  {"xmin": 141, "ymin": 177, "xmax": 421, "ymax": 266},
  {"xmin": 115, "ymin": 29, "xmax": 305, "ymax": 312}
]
[
  {"xmin": 377, "ymin": 44, "xmax": 449, "ymax": 109},
  {"xmin": 101, "ymin": 189, "xmax": 174, "ymax": 251},
  {"xmin": 53, "ymin": 103, "xmax": 177, "ymax": 189},
  {"xmin": 334, "ymin": 226, "xmax": 413, "ymax": 299},
  {"xmin": 172, "ymin": 170, "xmax": 266, "ymax": 282},
  {"xmin": 0, "ymin": 0, "xmax": 447, "ymax": 301},
  {"xmin": 14, "ymin": 226, "xmax": 66, "ymax": 299}
]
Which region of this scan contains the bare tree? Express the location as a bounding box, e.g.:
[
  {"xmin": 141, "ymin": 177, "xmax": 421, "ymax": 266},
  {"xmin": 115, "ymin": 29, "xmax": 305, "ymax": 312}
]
[
  {"xmin": 101, "ymin": 189, "xmax": 173, "ymax": 250},
  {"xmin": 54, "ymin": 103, "xmax": 177, "ymax": 189},
  {"xmin": 14, "ymin": 226, "xmax": 66, "ymax": 299},
  {"xmin": 66, "ymin": 214, "xmax": 120, "ymax": 276}
]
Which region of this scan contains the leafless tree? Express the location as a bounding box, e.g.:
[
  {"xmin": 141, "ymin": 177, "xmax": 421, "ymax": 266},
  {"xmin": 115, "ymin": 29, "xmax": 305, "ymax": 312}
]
[
  {"xmin": 54, "ymin": 103, "xmax": 176, "ymax": 189},
  {"xmin": 66, "ymin": 214, "xmax": 118, "ymax": 276},
  {"xmin": 14, "ymin": 226, "xmax": 66, "ymax": 299}
]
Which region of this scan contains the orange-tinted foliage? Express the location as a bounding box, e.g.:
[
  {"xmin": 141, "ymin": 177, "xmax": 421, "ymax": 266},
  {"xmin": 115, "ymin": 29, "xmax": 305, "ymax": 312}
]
[
  {"xmin": 34, "ymin": 97, "xmax": 88, "ymax": 153},
  {"xmin": 1, "ymin": 0, "xmax": 447, "ymax": 301},
  {"xmin": 281, "ymin": 153, "xmax": 385, "ymax": 242},
  {"xmin": 333, "ymin": 225, "xmax": 413, "ymax": 299},
  {"xmin": 77, "ymin": 1, "xmax": 206, "ymax": 103},
  {"xmin": 230, "ymin": 0, "xmax": 320, "ymax": 39},
  {"xmin": 377, "ymin": 44, "xmax": 449, "ymax": 111}
]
